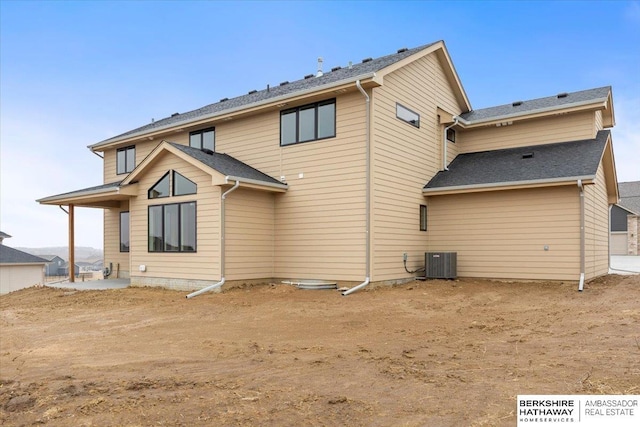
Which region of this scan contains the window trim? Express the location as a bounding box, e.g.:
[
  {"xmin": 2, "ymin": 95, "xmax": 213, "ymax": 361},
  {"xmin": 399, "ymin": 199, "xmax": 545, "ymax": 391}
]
[
  {"xmin": 396, "ymin": 103, "xmax": 420, "ymax": 128},
  {"xmin": 148, "ymin": 202, "xmax": 197, "ymax": 253},
  {"xmin": 119, "ymin": 211, "xmax": 130, "ymax": 253},
  {"xmin": 116, "ymin": 146, "xmax": 136, "ymax": 175},
  {"xmin": 280, "ymin": 98, "xmax": 336, "ymax": 146},
  {"xmin": 189, "ymin": 127, "xmax": 216, "ymax": 151},
  {"xmin": 420, "ymin": 205, "xmax": 427, "ymax": 231}
]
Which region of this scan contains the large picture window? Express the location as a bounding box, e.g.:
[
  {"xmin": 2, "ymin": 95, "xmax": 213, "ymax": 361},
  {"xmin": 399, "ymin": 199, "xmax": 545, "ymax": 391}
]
[
  {"xmin": 120, "ymin": 211, "xmax": 130, "ymax": 252},
  {"xmin": 148, "ymin": 202, "xmax": 196, "ymax": 252},
  {"xmin": 116, "ymin": 146, "xmax": 136, "ymax": 174},
  {"xmin": 280, "ymin": 99, "xmax": 336, "ymax": 146},
  {"xmin": 190, "ymin": 128, "xmax": 215, "ymax": 151}
]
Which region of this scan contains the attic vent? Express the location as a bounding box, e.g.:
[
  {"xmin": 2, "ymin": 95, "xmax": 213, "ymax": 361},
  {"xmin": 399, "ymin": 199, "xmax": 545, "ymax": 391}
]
[
  {"xmin": 201, "ymin": 148, "xmax": 214, "ymax": 155},
  {"xmin": 557, "ymin": 92, "xmax": 569, "ymax": 98},
  {"xmin": 304, "ymin": 74, "xmax": 314, "ymax": 79},
  {"xmin": 512, "ymin": 101, "xmax": 523, "ymax": 107},
  {"xmin": 279, "ymin": 81, "xmax": 289, "ymax": 86},
  {"xmin": 522, "ymin": 152, "xmax": 534, "ymax": 159},
  {"xmin": 397, "ymin": 47, "xmax": 408, "ymax": 53},
  {"xmin": 219, "ymin": 97, "xmax": 229, "ymax": 102},
  {"xmin": 331, "ymin": 66, "xmax": 341, "ymax": 72},
  {"xmin": 171, "ymin": 112, "xmax": 180, "ymax": 117},
  {"xmin": 361, "ymin": 57, "xmax": 373, "ymax": 63},
  {"xmin": 248, "ymin": 89, "xmax": 257, "ymax": 94}
]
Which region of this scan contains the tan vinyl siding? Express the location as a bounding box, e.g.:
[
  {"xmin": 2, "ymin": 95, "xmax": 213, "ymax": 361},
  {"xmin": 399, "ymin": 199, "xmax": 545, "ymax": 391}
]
[
  {"xmin": 595, "ymin": 110, "xmax": 603, "ymax": 131},
  {"xmin": 103, "ymin": 201, "xmax": 130, "ymax": 278},
  {"xmin": 426, "ymin": 186, "xmax": 580, "ymax": 281},
  {"xmin": 129, "ymin": 153, "xmax": 221, "ymax": 282},
  {"xmin": 371, "ymin": 52, "xmax": 461, "ymax": 281},
  {"xmin": 226, "ymin": 188, "xmax": 275, "ymax": 280},
  {"xmin": 461, "ymin": 111, "xmax": 596, "ymax": 153},
  {"xmin": 584, "ymin": 163, "xmax": 610, "ymax": 279}
]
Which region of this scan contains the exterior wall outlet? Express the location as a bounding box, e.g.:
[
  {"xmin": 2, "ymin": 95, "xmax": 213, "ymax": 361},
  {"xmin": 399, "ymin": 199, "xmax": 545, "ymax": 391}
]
[{"xmin": 139, "ymin": 265, "xmax": 147, "ymax": 272}]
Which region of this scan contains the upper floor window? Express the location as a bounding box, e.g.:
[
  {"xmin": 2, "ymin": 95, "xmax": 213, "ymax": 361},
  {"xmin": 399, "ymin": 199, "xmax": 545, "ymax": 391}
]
[
  {"xmin": 281, "ymin": 99, "xmax": 336, "ymax": 146},
  {"xmin": 190, "ymin": 128, "xmax": 215, "ymax": 151},
  {"xmin": 396, "ymin": 103, "xmax": 420, "ymax": 128},
  {"xmin": 446, "ymin": 128, "xmax": 456, "ymax": 143},
  {"xmin": 117, "ymin": 146, "xmax": 136, "ymax": 174},
  {"xmin": 149, "ymin": 170, "xmax": 197, "ymax": 199}
]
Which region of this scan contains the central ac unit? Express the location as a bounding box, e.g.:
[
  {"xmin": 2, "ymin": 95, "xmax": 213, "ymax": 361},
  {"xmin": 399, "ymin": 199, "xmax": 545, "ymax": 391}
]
[{"xmin": 425, "ymin": 252, "xmax": 457, "ymax": 279}]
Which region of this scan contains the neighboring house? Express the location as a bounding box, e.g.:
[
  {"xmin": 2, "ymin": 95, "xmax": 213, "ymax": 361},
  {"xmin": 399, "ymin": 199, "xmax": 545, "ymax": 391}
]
[
  {"xmin": 0, "ymin": 233, "xmax": 47, "ymax": 294},
  {"xmin": 39, "ymin": 254, "xmax": 66, "ymax": 276},
  {"xmin": 60, "ymin": 262, "xmax": 80, "ymax": 277},
  {"xmin": 0, "ymin": 231, "xmax": 11, "ymax": 245},
  {"xmin": 610, "ymin": 181, "xmax": 640, "ymax": 255},
  {"xmin": 37, "ymin": 40, "xmax": 618, "ymax": 293}
]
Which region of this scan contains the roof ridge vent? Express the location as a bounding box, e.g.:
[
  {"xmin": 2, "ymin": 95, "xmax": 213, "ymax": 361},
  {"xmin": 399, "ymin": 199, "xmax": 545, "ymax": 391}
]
[
  {"xmin": 512, "ymin": 101, "xmax": 523, "ymax": 107},
  {"xmin": 397, "ymin": 47, "xmax": 408, "ymax": 53},
  {"xmin": 201, "ymin": 148, "xmax": 214, "ymax": 155},
  {"xmin": 248, "ymin": 89, "xmax": 257, "ymax": 94},
  {"xmin": 361, "ymin": 57, "xmax": 373, "ymax": 63},
  {"xmin": 171, "ymin": 112, "xmax": 180, "ymax": 117},
  {"xmin": 219, "ymin": 97, "xmax": 229, "ymax": 102},
  {"xmin": 522, "ymin": 152, "xmax": 534, "ymax": 159},
  {"xmin": 557, "ymin": 92, "xmax": 569, "ymax": 98},
  {"xmin": 279, "ymin": 81, "xmax": 289, "ymax": 86},
  {"xmin": 304, "ymin": 74, "xmax": 314, "ymax": 79},
  {"xmin": 331, "ymin": 66, "xmax": 341, "ymax": 72}
]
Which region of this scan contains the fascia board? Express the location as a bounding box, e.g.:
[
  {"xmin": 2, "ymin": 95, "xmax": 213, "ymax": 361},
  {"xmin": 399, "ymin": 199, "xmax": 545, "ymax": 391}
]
[
  {"xmin": 423, "ymin": 175, "xmax": 596, "ymax": 196},
  {"xmin": 37, "ymin": 186, "xmax": 120, "ymax": 204},
  {"xmin": 89, "ymin": 73, "xmax": 378, "ymax": 151}
]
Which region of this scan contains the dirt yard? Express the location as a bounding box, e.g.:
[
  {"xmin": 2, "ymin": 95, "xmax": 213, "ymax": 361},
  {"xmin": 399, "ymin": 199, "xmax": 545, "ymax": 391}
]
[{"xmin": 1, "ymin": 275, "xmax": 638, "ymax": 426}]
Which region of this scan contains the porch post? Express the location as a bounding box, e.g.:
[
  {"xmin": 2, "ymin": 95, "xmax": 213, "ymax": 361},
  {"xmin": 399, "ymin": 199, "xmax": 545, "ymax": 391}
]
[{"xmin": 69, "ymin": 204, "xmax": 75, "ymax": 283}]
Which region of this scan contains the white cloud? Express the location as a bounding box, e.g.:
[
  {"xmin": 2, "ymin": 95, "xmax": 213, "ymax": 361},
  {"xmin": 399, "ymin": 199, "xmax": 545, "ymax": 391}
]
[{"xmin": 611, "ymin": 94, "xmax": 640, "ymax": 183}]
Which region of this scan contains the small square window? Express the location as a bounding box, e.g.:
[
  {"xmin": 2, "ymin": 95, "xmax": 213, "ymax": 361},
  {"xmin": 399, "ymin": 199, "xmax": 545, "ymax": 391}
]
[
  {"xmin": 420, "ymin": 205, "xmax": 427, "ymax": 231},
  {"xmin": 446, "ymin": 128, "xmax": 456, "ymax": 143}
]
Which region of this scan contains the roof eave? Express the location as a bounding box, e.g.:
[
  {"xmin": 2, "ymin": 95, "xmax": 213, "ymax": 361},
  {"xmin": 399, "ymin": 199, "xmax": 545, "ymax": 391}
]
[
  {"xmin": 88, "ymin": 72, "xmax": 380, "ymax": 152},
  {"xmin": 459, "ymin": 98, "xmax": 609, "ymax": 128},
  {"xmin": 423, "ymin": 175, "xmax": 596, "ymax": 196},
  {"xmin": 37, "ymin": 184, "xmax": 136, "ymax": 207}
]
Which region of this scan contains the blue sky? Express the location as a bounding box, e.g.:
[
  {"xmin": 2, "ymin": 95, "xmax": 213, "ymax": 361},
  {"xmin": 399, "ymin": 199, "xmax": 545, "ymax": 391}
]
[{"xmin": 1, "ymin": 0, "xmax": 639, "ymax": 248}]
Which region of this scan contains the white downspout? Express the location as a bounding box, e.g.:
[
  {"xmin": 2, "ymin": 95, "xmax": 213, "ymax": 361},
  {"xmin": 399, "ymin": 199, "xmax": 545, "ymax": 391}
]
[
  {"xmin": 186, "ymin": 179, "xmax": 240, "ymax": 298},
  {"xmin": 578, "ymin": 179, "xmax": 585, "ymax": 292},
  {"xmin": 443, "ymin": 117, "xmax": 459, "ymax": 171},
  {"xmin": 342, "ymin": 80, "xmax": 371, "ymax": 296}
]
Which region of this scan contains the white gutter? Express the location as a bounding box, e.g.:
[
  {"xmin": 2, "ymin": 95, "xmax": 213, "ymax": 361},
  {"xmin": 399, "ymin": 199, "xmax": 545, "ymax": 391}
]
[
  {"xmin": 342, "ymin": 80, "xmax": 371, "ymax": 296},
  {"xmin": 423, "ymin": 175, "xmax": 596, "ymax": 196},
  {"xmin": 442, "ymin": 116, "xmax": 459, "ymax": 171},
  {"xmin": 89, "ymin": 72, "xmax": 378, "ymax": 151},
  {"xmin": 578, "ymin": 179, "xmax": 585, "ymax": 292},
  {"xmin": 186, "ymin": 179, "xmax": 240, "ymax": 298},
  {"xmin": 224, "ymin": 175, "xmax": 288, "ymax": 191}
]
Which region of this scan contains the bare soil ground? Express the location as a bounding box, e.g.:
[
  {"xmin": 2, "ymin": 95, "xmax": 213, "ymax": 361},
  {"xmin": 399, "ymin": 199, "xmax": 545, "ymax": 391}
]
[{"xmin": 1, "ymin": 275, "xmax": 639, "ymax": 426}]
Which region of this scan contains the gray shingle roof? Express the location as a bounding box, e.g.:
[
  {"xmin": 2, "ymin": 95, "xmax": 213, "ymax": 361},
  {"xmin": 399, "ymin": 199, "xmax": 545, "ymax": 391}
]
[
  {"xmin": 425, "ymin": 130, "xmax": 610, "ymax": 190},
  {"xmin": 93, "ymin": 42, "xmax": 439, "ymax": 147},
  {"xmin": 168, "ymin": 143, "xmax": 283, "ymax": 185},
  {"xmin": 0, "ymin": 245, "xmax": 47, "ymax": 264},
  {"xmin": 38, "ymin": 181, "xmax": 121, "ymax": 202},
  {"xmin": 459, "ymin": 86, "xmax": 611, "ymax": 123},
  {"xmin": 0, "ymin": 231, "xmax": 11, "ymax": 240},
  {"xmin": 618, "ymin": 181, "xmax": 640, "ymax": 214}
]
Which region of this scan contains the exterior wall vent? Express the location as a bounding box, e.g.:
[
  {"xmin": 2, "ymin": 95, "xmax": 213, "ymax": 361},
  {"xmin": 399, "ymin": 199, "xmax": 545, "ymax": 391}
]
[
  {"xmin": 512, "ymin": 101, "xmax": 523, "ymax": 107},
  {"xmin": 425, "ymin": 252, "xmax": 457, "ymax": 279},
  {"xmin": 557, "ymin": 92, "xmax": 569, "ymax": 98},
  {"xmin": 362, "ymin": 57, "xmax": 373, "ymax": 63}
]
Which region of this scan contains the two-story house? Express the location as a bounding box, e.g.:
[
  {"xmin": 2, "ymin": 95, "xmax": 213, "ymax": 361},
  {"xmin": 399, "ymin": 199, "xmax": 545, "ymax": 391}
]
[{"xmin": 38, "ymin": 40, "xmax": 618, "ymax": 294}]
